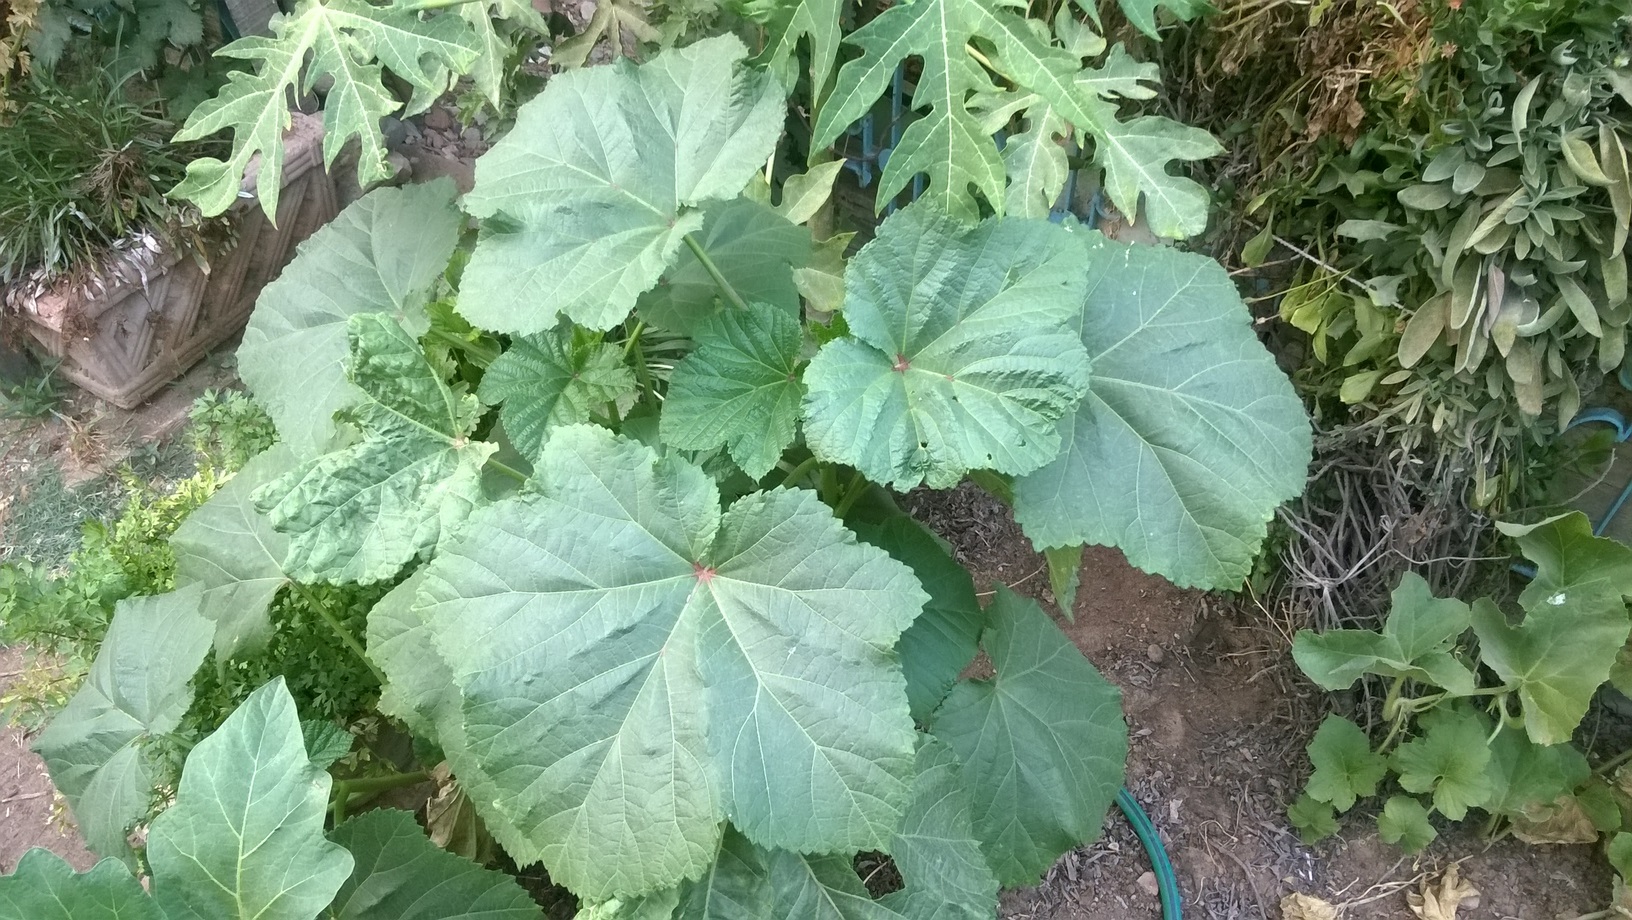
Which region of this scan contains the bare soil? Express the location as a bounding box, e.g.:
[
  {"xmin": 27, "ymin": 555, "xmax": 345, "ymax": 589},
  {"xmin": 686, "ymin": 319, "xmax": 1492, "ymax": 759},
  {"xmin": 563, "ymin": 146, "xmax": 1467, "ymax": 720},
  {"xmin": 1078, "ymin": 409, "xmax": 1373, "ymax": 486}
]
[{"xmin": 0, "ymin": 647, "xmax": 93, "ymax": 874}]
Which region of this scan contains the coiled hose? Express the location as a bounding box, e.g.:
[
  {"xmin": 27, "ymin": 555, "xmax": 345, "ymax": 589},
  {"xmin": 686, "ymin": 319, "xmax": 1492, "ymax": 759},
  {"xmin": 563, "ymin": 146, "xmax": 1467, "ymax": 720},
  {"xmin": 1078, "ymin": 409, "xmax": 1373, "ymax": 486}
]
[{"xmin": 1117, "ymin": 787, "xmax": 1182, "ymax": 919}]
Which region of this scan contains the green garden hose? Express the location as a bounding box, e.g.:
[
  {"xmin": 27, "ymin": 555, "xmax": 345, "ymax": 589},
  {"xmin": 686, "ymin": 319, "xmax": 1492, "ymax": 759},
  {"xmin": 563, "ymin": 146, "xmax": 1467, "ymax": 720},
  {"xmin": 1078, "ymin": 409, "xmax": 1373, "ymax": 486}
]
[{"xmin": 1117, "ymin": 787, "xmax": 1182, "ymax": 919}]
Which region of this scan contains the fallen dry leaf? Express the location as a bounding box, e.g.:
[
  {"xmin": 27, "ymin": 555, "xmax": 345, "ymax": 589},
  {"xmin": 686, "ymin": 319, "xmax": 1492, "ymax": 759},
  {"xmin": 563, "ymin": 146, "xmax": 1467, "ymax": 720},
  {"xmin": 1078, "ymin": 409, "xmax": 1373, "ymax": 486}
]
[
  {"xmin": 1280, "ymin": 892, "xmax": 1340, "ymax": 920},
  {"xmin": 1511, "ymin": 794, "xmax": 1600, "ymax": 845},
  {"xmin": 1406, "ymin": 865, "xmax": 1480, "ymax": 920}
]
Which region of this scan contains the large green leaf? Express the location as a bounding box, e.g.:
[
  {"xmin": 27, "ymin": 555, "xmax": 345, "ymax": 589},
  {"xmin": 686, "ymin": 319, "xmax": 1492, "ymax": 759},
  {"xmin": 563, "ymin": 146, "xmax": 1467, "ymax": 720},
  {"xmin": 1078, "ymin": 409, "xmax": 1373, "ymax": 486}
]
[
  {"xmin": 1291, "ymin": 573, "xmax": 1477, "ymax": 694},
  {"xmin": 0, "ymin": 851, "xmax": 160, "ymax": 920},
  {"xmin": 660, "ymin": 303, "xmax": 805, "ymax": 480},
  {"xmin": 759, "ymin": 0, "xmax": 845, "ymax": 100},
  {"xmin": 1390, "ymin": 706, "xmax": 1492, "ymax": 821},
  {"xmin": 460, "ymin": 36, "xmax": 785, "ymax": 334},
  {"xmin": 1012, "ymin": 232, "xmax": 1310, "ymax": 589},
  {"xmin": 1484, "ymin": 728, "xmax": 1591, "ymax": 817},
  {"xmin": 851, "ymin": 516, "xmax": 983, "ymax": 723},
  {"xmin": 801, "ymin": 206, "xmax": 1091, "ymax": 489},
  {"xmin": 477, "ymin": 323, "xmax": 637, "ymax": 462},
  {"xmin": 238, "ymin": 180, "xmax": 463, "ymax": 457},
  {"xmin": 171, "ymin": 0, "xmax": 478, "ymax": 217},
  {"xmin": 421, "ymin": 425, "xmax": 925, "ymax": 900},
  {"xmin": 929, "ymin": 587, "xmax": 1127, "ymax": 886},
  {"xmin": 148, "ymin": 679, "xmax": 353, "ymax": 920},
  {"xmin": 1471, "ymin": 596, "xmax": 1630, "ymax": 745},
  {"xmin": 877, "ymin": 737, "xmax": 999, "ymax": 920},
  {"xmin": 33, "ymin": 586, "xmax": 212, "ymax": 860},
  {"xmin": 637, "ymin": 198, "xmax": 810, "ymax": 336},
  {"xmin": 1501, "ymin": 512, "xmax": 1632, "ymax": 610},
  {"xmin": 170, "ymin": 446, "xmax": 298, "ymax": 659},
  {"xmin": 326, "ymin": 809, "xmax": 540, "ymax": 919},
  {"xmin": 1303, "ymin": 715, "xmax": 1387, "ymax": 812},
  {"xmin": 669, "ymin": 831, "xmax": 772, "ymax": 919},
  {"xmin": 255, "ymin": 314, "xmax": 497, "ymax": 584}
]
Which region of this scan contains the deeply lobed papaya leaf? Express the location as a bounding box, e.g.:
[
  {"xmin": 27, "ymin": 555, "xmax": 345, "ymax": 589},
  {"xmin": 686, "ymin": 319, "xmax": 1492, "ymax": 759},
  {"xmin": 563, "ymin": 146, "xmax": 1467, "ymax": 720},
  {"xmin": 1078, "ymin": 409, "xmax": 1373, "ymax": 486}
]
[
  {"xmin": 147, "ymin": 679, "xmax": 353, "ymax": 920},
  {"xmin": 172, "ymin": 0, "xmax": 479, "ymax": 217},
  {"xmin": 33, "ymin": 586, "xmax": 212, "ymax": 860},
  {"xmin": 326, "ymin": 809, "xmax": 541, "ymax": 919},
  {"xmin": 420, "ymin": 425, "xmax": 926, "ymax": 900},
  {"xmin": 802, "ymin": 205, "xmax": 1092, "ymax": 489},
  {"xmin": 478, "ymin": 323, "xmax": 638, "ymax": 462},
  {"xmin": 238, "ymin": 180, "xmax": 464, "ymax": 458},
  {"xmin": 255, "ymin": 314, "xmax": 497, "ymax": 584},
  {"xmin": 460, "ymin": 36, "xmax": 786, "ymax": 334},
  {"xmin": 1012, "ymin": 231, "xmax": 1310, "ymax": 590},
  {"xmin": 1291, "ymin": 573, "xmax": 1477, "ymax": 694},
  {"xmin": 929, "ymin": 587, "xmax": 1126, "ymax": 886},
  {"xmin": 0, "ymin": 850, "xmax": 160, "ymax": 920}
]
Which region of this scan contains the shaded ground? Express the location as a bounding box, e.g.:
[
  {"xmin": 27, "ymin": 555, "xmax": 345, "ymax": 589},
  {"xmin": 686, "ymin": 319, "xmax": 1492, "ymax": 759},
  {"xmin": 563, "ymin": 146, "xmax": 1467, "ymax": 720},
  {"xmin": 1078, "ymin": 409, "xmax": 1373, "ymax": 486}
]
[
  {"xmin": 0, "ymin": 646, "xmax": 93, "ymax": 874},
  {"xmin": 907, "ymin": 482, "xmax": 1611, "ymax": 920}
]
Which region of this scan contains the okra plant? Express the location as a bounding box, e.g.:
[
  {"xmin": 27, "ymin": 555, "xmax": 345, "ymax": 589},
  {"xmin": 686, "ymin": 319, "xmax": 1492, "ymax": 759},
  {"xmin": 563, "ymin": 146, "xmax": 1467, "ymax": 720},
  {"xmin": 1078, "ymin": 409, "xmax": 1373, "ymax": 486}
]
[{"xmin": 4, "ymin": 36, "xmax": 1310, "ymax": 919}]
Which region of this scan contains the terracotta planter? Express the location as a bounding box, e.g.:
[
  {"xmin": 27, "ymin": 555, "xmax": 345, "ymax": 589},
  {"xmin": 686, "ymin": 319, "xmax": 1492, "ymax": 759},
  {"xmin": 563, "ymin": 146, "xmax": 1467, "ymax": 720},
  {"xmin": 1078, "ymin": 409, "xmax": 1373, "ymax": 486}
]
[{"xmin": 8, "ymin": 113, "xmax": 337, "ymax": 408}]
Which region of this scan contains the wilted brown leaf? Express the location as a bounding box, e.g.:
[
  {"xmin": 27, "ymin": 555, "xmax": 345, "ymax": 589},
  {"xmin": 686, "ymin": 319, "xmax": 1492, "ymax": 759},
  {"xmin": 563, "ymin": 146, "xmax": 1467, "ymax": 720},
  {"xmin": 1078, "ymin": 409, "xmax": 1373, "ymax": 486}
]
[
  {"xmin": 1281, "ymin": 892, "xmax": 1340, "ymax": 920},
  {"xmin": 1406, "ymin": 865, "xmax": 1480, "ymax": 920},
  {"xmin": 1510, "ymin": 794, "xmax": 1600, "ymax": 845}
]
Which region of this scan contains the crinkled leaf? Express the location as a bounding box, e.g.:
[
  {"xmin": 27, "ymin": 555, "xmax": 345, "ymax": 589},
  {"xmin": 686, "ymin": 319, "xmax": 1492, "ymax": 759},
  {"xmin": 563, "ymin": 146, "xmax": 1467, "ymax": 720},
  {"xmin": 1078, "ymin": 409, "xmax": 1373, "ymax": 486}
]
[
  {"xmin": 460, "ymin": 36, "xmax": 785, "ymax": 333},
  {"xmin": 421, "ymin": 425, "xmax": 924, "ymax": 900},
  {"xmin": 1484, "ymin": 728, "xmax": 1590, "ymax": 818},
  {"xmin": 326, "ymin": 809, "xmax": 540, "ymax": 920},
  {"xmin": 851, "ymin": 516, "xmax": 983, "ymax": 723},
  {"xmin": 478, "ymin": 324, "xmax": 637, "ymax": 461},
  {"xmin": 877, "ymin": 737, "xmax": 1000, "ymax": 920},
  {"xmin": 802, "ymin": 206, "xmax": 1091, "ymax": 490},
  {"xmin": 0, "ymin": 851, "xmax": 161, "ymax": 920},
  {"xmin": 172, "ymin": 0, "xmax": 479, "ymax": 217},
  {"xmin": 1287, "ymin": 794, "xmax": 1339, "ymax": 844},
  {"xmin": 929, "ymin": 587, "xmax": 1127, "ymax": 886},
  {"xmin": 761, "ymin": 849, "xmax": 903, "ymax": 920},
  {"xmin": 1471, "ymin": 596, "xmax": 1629, "ymax": 746},
  {"xmin": 238, "ymin": 180, "xmax": 463, "ymax": 457},
  {"xmin": 33, "ymin": 586, "xmax": 212, "ymax": 860},
  {"xmin": 170, "ymin": 446, "xmax": 297, "ymax": 659},
  {"xmin": 1501, "ymin": 511, "xmax": 1632, "ymax": 610},
  {"xmin": 1377, "ymin": 796, "xmax": 1435, "ymax": 853},
  {"xmin": 638, "ymin": 198, "xmax": 810, "ymax": 336},
  {"xmin": 302, "ymin": 720, "xmax": 353, "ymax": 770},
  {"xmin": 670, "ymin": 830, "xmax": 773, "ymax": 919},
  {"xmin": 1291, "ymin": 573, "xmax": 1476, "ymax": 693},
  {"xmin": 660, "ymin": 304, "xmax": 805, "ymax": 480},
  {"xmin": 1304, "ymin": 715, "xmax": 1387, "ymax": 812},
  {"xmin": 147, "ymin": 679, "xmax": 353, "ymax": 920},
  {"xmin": 255, "ymin": 314, "xmax": 497, "ymax": 584},
  {"xmin": 1012, "ymin": 232, "xmax": 1310, "ymax": 589},
  {"xmin": 1390, "ymin": 707, "xmax": 1492, "ymax": 821}
]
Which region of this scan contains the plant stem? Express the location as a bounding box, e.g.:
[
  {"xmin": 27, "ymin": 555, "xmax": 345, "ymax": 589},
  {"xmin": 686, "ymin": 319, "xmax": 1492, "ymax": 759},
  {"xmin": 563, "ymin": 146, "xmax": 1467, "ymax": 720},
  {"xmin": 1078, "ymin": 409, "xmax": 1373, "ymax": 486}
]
[
  {"xmin": 329, "ymin": 771, "xmax": 431, "ymax": 826},
  {"xmin": 425, "ymin": 327, "xmax": 500, "ymax": 368},
  {"xmin": 1596, "ymin": 747, "xmax": 1632, "ymax": 776},
  {"xmin": 400, "ymin": 0, "xmax": 482, "ymax": 10},
  {"xmin": 683, "ymin": 233, "xmax": 748, "ymax": 310},
  {"xmin": 622, "ymin": 320, "xmax": 646, "ymax": 361},
  {"xmin": 780, "ymin": 456, "xmax": 820, "ymax": 489},
  {"xmin": 290, "ymin": 582, "xmax": 386, "ymax": 686},
  {"xmin": 487, "ymin": 458, "xmax": 529, "ymax": 484},
  {"xmin": 831, "ymin": 470, "xmax": 867, "ymax": 518}
]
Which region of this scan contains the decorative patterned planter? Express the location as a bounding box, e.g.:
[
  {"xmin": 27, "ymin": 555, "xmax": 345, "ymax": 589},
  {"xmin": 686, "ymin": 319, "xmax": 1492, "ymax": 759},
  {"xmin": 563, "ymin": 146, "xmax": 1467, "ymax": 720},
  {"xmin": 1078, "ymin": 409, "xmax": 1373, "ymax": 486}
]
[{"xmin": 8, "ymin": 113, "xmax": 337, "ymax": 408}]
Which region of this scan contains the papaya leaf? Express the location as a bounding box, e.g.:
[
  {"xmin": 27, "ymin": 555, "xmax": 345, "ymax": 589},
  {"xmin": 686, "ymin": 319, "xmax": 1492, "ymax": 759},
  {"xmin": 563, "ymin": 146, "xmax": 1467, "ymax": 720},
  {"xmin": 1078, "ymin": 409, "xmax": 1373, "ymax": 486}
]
[
  {"xmin": 759, "ymin": 0, "xmax": 845, "ymax": 99},
  {"xmin": 255, "ymin": 314, "xmax": 497, "ymax": 585},
  {"xmin": 170, "ymin": 446, "xmax": 298, "ymax": 659},
  {"xmin": 477, "ymin": 324, "xmax": 637, "ymax": 462},
  {"xmin": 930, "ymin": 587, "xmax": 1127, "ymax": 886},
  {"xmin": 1003, "ymin": 105, "xmax": 1070, "ymax": 220},
  {"xmin": 1471, "ymin": 595, "xmax": 1629, "ymax": 745},
  {"xmin": 1376, "ymin": 796, "xmax": 1436, "ymax": 853},
  {"xmin": 1286, "ymin": 794, "xmax": 1338, "ymax": 844},
  {"xmin": 461, "ymin": 0, "xmax": 547, "ymax": 110},
  {"xmin": 801, "ymin": 205, "xmax": 1092, "ymax": 490},
  {"xmin": 1390, "ymin": 707, "xmax": 1493, "ymax": 821},
  {"xmin": 1109, "ymin": 0, "xmax": 1213, "ymax": 38},
  {"xmin": 1012, "ymin": 232, "xmax": 1310, "ymax": 589},
  {"xmin": 326, "ymin": 809, "xmax": 540, "ymax": 919},
  {"xmin": 147, "ymin": 679, "xmax": 353, "ymax": 920},
  {"xmin": 420, "ymin": 425, "xmax": 925, "ymax": 900},
  {"xmin": 1484, "ymin": 728, "xmax": 1590, "ymax": 818},
  {"xmin": 1291, "ymin": 573, "xmax": 1477, "ymax": 693},
  {"xmin": 33, "ymin": 586, "xmax": 212, "ymax": 860},
  {"xmin": 638, "ymin": 198, "xmax": 810, "ymax": 336},
  {"xmin": 238, "ymin": 180, "xmax": 463, "ymax": 457},
  {"xmin": 460, "ymin": 36, "xmax": 785, "ymax": 334},
  {"xmin": 877, "ymin": 737, "xmax": 1000, "ymax": 920},
  {"xmin": 851, "ymin": 516, "xmax": 983, "ymax": 723},
  {"xmin": 659, "ymin": 303, "xmax": 805, "ymax": 480},
  {"xmin": 1304, "ymin": 715, "xmax": 1387, "ymax": 811},
  {"xmin": 172, "ymin": 0, "xmax": 479, "ymax": 217},
  {"xmin": 0, "ymin": 850, "xmax": 160, "ymax": 920}
]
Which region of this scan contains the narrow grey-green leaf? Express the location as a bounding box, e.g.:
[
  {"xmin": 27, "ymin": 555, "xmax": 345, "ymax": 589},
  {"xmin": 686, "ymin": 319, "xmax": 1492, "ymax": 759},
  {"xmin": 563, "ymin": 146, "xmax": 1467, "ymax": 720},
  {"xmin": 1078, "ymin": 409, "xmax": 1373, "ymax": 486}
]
[
  {"xmin": 638, "ymin": 198, "xmax": 810, "ymax": 336},
  {"xmin": 852, "ymin": 516, "xmax": 983, "ymax": 723},
  {"xmin": 33, "ymin": 586, "xmax": 212, "ymax": 860},
  {"xmin": 478, "ymin": 324, "xmax": 637, "ymax": 461},
  {"xmin": 878, "ymin": 737, "xmax": 999, "ymax": 920},
  {"xmin": 326, "ymin": 809, "xmax": 540, "ymax": 919},
  {"xmin": 930, "ymin": 587, "xmax": 1127, "ymax": 886},
  {"xmin": 422, "ymin": 425, "xmax": 924, "ymax": 900},
  {"xmin": 660, "ymin": 304, "xmax": 805, "ymax": 479},
  {"xmin": 148, "ymin": 678, "xmax": 353, "ymax": 920},
  {"xmin": 0, "ymin": 851, "xmax": 161, "ymax": 920},
  {"xmin": 238, "ymin": 179, "xmax": 462, "ymax": 457},
  {"xmin": 255, "ymin": 314, "xmax": 497, "ymax": 584},
  {"xmin": 1012, "ymin": 231, "xmax": 1310, "ymax": 589},
  {"xmin": 460, "ymin": 36, "xmax": 786, "ymax": 333},
  {"xmin": 802, "ymin": 205, "xmax": 1092, "ymax": 489},
  {"xmin": 170, "ymin": 445, "xmax": 298, "ymax": 659}
]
